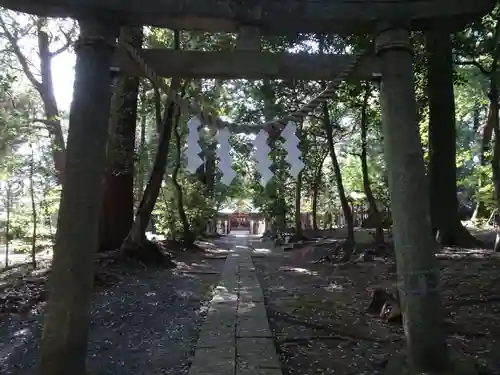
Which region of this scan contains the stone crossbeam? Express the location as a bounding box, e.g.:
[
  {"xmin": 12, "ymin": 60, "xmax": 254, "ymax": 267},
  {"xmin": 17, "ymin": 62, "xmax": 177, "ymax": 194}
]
[
  {"xmin": 114, "ymin": 49, "xmax": 380, "ymax": 81},
  {"xmin": 0, "ymin": 0, "xmax": 493, "ymax": 33}
]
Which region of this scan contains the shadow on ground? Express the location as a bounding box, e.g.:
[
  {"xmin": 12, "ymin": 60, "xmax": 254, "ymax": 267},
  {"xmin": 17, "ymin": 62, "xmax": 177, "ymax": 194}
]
[
  {"xmin": 251, "ymin": 229, "xmax": 500, "ymax": 375},
  {"xmin": 0, "ymin": 239, "xmax": 232, "ymax": 375}
]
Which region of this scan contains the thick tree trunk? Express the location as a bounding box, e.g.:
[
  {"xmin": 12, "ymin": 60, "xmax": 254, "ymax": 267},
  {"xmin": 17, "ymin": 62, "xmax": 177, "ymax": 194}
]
[
  {"xmin": 99, "ymin": 27, "xmax": 142, "ymax": 252},
  {"xmin": 294, "ymin": 123, "xmax": 304, "ymax": 237},
  {"xmin": 39, "ymin": 21, "xmax": 118, "ymax": 375},
  {"xmin": 311, "ymin": 174, "xmax": 320, "ymax": 231},
  {"xmin": 359, "ymin": 83, "xmax": 384, "ymax": 244},
  {"xmin": 490, "ymin": 85, "xmax": 500, "ymax": 252},
  {"xmin": 171, "ymin": 87, "xmax": 195, "ymax": 246},
  {"xmin": 121, "ymin": 76, "xmax": 181, "ymax": 255},
  {"xmin": 29, "ymin": 143, "xmax": 37, "ymax": 268},
  {"xmin": 426, "ymin": 31, "xmax": 479, "ymax": 247},
  {"xmin": 311, "ymin": 152, "xmax": 327, "ymax": 231},
  {"xmin": 136, "ymin": 83, "xmax": 148, "ymax": 206},
  {"xmin": 471, "ymin": 104, "xmax": 489, "ymax": 221},
  {"xmin": 322, "ymin": 100, "xmax": 355, "ymax": 260},
  {"xmin": 473, "ymin": 20, "xmax": 500, "ymax": 221},
  {"xmin": 0, "ymin": 16, "xmax": 67, "ymax": 179},
  {"xmin": 261, "ymin": 80, "xmax": 284, "ymax": 232},
  {"xmin": 37, "ymin": 18, "xmax": 66, "ymax": 179},
  {"xmin": 376, "ymin": 28, "xmax": 449, "ymax": 373}
]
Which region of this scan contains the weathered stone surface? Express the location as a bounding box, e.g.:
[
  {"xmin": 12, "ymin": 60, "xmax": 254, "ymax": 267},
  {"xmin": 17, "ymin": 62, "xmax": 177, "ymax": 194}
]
[
  {"xmin": 237, "ymin": 317, "xmax": 272, "ymax": 338},
  {"xmin": 188, "ymin": 347, "xmax": 235, "ymax": 375},
  {"xmin": 188, "ymin": 235, "xmax": 281, "ymax": 375},
  {"xmin": 197, "ymin": 324, "xmax": 235, "ymax": 348},
  {"xmin": 237, "ymin": 301, "xmax": 272, "ymax": 338},
  {"xmin": 115, "ymin": 50, "xmax": 381, "ymax": 81},
  {"xmin": 237, "ymin": 338, "xmax": 281, "ymax": 369},
  {"xmin": 239, "ymin": 286, "xmax": 264, "ymax": 302},
  {"xmin": 0, "ymin": 0, "xmax": 493, "ymax": 33},
  {"xmin": 237, "ymin": 365, "xmax": 283, "ymax": 375}
]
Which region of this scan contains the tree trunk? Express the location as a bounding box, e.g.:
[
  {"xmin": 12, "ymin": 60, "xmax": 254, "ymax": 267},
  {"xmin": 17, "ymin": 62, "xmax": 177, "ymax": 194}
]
[
  {"xmin": 376, "ymin": 28, "xmax": 449, "ymax": 373},
  {"xmin": 471, "ymin": 103, "xmax": 489, "ymax": 221},
  {"xmin": 359, "ymin": 83, "xmax": 384, "ymax": 244},
  {"xmin": 295, "ymin": 169, "xmax": 303, "ymax": 236},
  {"xmin": 473, "ymin": 20, "xmax": 500, "ymax": 221},
  {"xmin": 5, "ymin": 185, "xmax": 10, "ymax": 268},
  {"xmin": 39, "ymin": 21, "xmax": 118, "ymax": 375},
  {"xmin": 99, "ymin": 27, "xmax": 142, "ymax": 252},
  {"xmin": 426, "ymin": 31, "xmax": 479, "ymax": 247},
  {"xmin": 172, "ymin": 87, "xmax": 195, "ymax": 245},
  {"xmin": 29, "ymin": 142, "xmax": 37, "ymax": 268},
  {"xmin": 261, "ymin": 80, "xmax": 283, "ymax": 232},
  {"xmin": 121, "ymin": 75, "xmax": 181, "ymax": 255},
  {"xmin": 322, "ymin": 100, "xmax": 355, "ymax": 260},
  {"xmin": 294, "ymin": 122, "xmax": 304, "ymax": 237},
  {"xmin": 36, "ymin": 18, "xmax": 66, "ymax": 180},
  {"xmin": 491, "ymin": 87, "xmax": 500, "ymax": 252},
  {"xmin": 136, "ymin": 83, "xmax": 148, "ymax": 206},
  {"xmin": 0, "ymin": 16, "xmax": 68, "ymax": 179},
  {"xmin": 311, "ymin": 152, "xmax": 327, "ymax": 231},
  {"xmin": 311, "ymin": 172, "xmax": 320, "ymax": 231}
]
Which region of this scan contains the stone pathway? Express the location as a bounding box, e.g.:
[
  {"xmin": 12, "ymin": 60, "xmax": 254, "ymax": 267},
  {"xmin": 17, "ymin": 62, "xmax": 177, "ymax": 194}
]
[{"xmin": 188, "ymin": 236, "xmax": 282, "ymax": 375}]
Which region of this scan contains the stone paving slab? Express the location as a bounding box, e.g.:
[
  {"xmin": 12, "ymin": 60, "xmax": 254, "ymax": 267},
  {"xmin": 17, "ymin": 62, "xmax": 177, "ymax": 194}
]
[
  {"xmin": 237, "ymin": 367, "xmax": 283, "ymax": 375},
  {"xmin": 237, "ymin": 302, "xmax": 272, "ymax": 338},
  {"xmin": 188, "ymin": 347, "xmax": 235, "ymax": 375},
  {"xmin": 197, "ymin": 325, "xmax": 235, "ymax": 348},
  {"xmin": 237, "ymin": 338, "xmax": 281, "ymax": 369},
  {"xmin": 188, "ymin": 237, "xmax": 282, "ymax": 375},
  {"xmin": 239, "ymin": 286, "xmax": 264, "ymax": 302}
]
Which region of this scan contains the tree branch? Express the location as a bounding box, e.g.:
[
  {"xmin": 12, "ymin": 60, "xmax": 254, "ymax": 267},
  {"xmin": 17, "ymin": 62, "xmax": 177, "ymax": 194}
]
[
  {"xmin": 50, "ymin": 23, "xmax": 76, "ymax": 57},
  {"xmin": 0, "ymin": 14, "xmax": 42, "ymax": 91}
]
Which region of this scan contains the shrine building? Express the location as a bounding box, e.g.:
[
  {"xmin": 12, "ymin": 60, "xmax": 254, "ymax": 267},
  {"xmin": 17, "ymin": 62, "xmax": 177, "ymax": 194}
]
[{"xmin": 216, "ymin": 207, "xmax": 265, "ymax": 235}]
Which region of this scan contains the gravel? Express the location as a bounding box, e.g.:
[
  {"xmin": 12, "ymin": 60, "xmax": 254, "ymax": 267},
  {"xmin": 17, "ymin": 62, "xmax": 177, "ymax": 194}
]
[{"xmin": 0, "ymin": 257, "xmax": 225, "ymax": 375}]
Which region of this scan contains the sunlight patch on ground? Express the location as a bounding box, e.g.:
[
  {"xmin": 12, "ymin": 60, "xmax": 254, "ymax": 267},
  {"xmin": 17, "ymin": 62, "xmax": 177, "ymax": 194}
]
[
  {"xmin": 281, "ymin": 266, "xmax": 318, "ymax": 276},
  {"xmin": 196, "ymin": 241, "xmax": 216, "ymax": 248},
  {"xmin": 325, "ymin": 282, "xmax": 344, "ymax": 292},
  {"xmin": 229, "ymin": 230, "xmax": 250, "ymax": 237},
  {"xmin": 252, "ymin": 248, "xmax": 271, "ymax": 254},
  {"xmin": 235, "ymin": 245, "xmax": 249, "ymax": 249},
  {"xmin": 237, "ymin": 300, "xmax": 256, "ymax": 314},
  {"xmin": 0, "ymin": 328, "xmax": 32, "ymax": 362},
  {"xmin": 145, "ymin": 232, "xmax": 165, "ymax": 241},
  {"xmin": 212, "ymin": 285, "xmax": 238, "ymax": 303},
  {"xmin": 209, "ymin": 248, "xmax": 233, "ymax": 253}
]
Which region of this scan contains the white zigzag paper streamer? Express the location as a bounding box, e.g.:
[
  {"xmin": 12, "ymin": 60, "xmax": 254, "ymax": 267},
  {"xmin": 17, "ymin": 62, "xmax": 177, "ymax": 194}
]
[
  {"xmin": 252, "ymin": 130, "xmax": 273, "ymax": 186},
  {"xmin": 281, "ymin": 121, "xmax": 304, "ymax": 178},
  {"xmin": 215, "ymin": 127, "xmax": 236, "ymax": 186},
  {"xmin": 185, "ymin": 117, "xmax": 203, "ymax": 173}
]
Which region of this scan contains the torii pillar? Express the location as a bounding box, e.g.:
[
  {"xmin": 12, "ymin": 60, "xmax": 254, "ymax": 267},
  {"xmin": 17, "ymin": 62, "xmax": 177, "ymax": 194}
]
[
  {"xmin": 39, "ymin": 21, "xmax": 119, "ymax": 375},
  {"xmin": 375, "ymin": 25, "xmax": 448, "ymax": 373}
]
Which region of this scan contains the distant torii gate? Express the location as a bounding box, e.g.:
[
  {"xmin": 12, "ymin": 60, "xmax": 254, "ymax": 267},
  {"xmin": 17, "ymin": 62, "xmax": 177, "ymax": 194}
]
[{"xmin": 0, "ymin": 1, "xmax": 494, "ymax": 375}]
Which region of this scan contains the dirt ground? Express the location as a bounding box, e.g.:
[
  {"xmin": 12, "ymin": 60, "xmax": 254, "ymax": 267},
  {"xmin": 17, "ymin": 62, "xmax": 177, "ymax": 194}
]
[
  {"xmin": 0, "ymin": 238, "xmax": 229, "ymax": 375},
  {"xmin": 253, "ymin": 229, "xmax": 500, "ymax": 375}
]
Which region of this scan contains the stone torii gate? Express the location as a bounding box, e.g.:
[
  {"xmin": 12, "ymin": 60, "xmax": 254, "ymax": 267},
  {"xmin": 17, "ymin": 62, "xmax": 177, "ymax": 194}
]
[{"xmin": 0, "ymin": 1, "xmax": 494, "ymax": 375}]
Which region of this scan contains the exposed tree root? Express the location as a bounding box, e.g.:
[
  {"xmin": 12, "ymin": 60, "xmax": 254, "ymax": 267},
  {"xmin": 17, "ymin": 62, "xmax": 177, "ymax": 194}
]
[
  {"xmin": 366, "ymin": 286, "xmax": 402, "ymax": 324},
  {"xmin": 120, "ymin": 239, "xmax": 175, "ymax": 267},
  {"xmin": 161, "ymin": 239, "xmax": 204, "ymax": 253},
  {"xmin": 437, "ymin": 222, "xmax": 484, "ymax": 248},
  {"xmin": 277, "ymin": 335, "xmax": 353, "ymax": 344},
  {"xmin": 268, "ymin": 307, "xmax": 389, "ymax": 343},
  {"xmin": 448, "ymin": 295, "xmax": 500, "ymax": 307}
]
